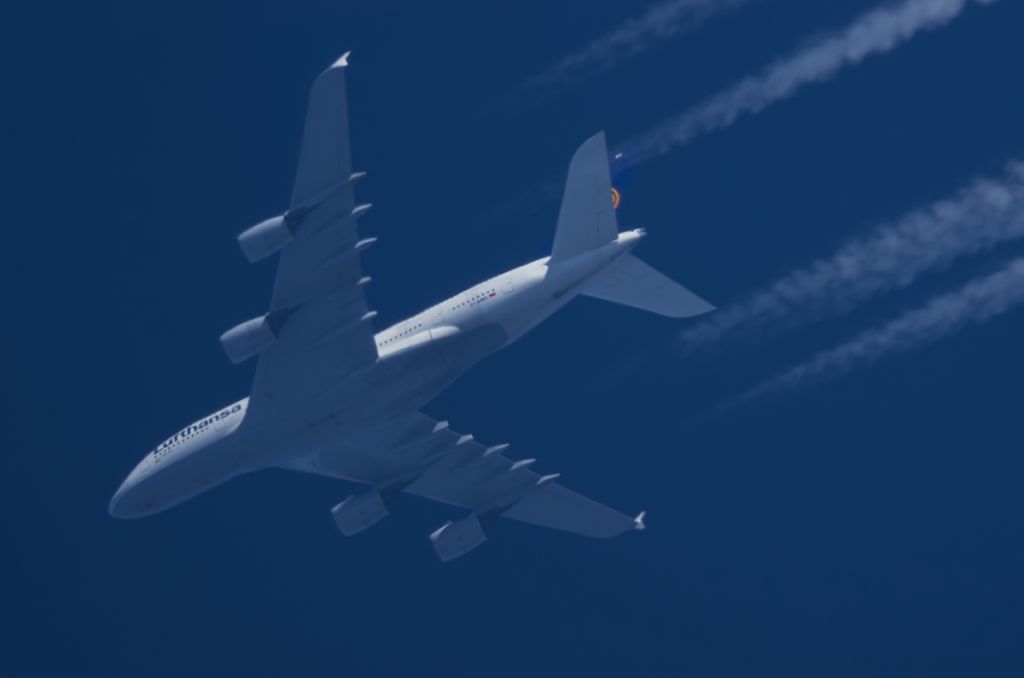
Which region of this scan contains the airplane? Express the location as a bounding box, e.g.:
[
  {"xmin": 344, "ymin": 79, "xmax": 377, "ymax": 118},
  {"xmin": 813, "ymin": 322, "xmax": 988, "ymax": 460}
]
[{"xmin": 108, "ymin": 53, "xmax": 715, "ymax": 561}]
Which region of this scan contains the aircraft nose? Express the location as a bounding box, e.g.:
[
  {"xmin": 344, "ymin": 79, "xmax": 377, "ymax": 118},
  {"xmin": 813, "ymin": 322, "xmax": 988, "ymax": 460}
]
[
  {"xmin": 110, "ymin": 453, "xmax": 158, "ymax": 518},
  {"xmin": 109, "ymin": 473, "xmax": 146, "ymax": 519},
  {"xmin": 108, "ymin": 483, "xmax": 131, "ymax": 519}
]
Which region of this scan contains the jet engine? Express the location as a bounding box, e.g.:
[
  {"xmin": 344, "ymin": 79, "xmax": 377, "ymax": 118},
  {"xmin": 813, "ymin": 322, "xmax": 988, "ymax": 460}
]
[
  {"xmin": 429, "ymin": 514, "xmax": 488, "ymax": 561},
  {"xmin": 237, "ymin": 214, "xmax": 294, "ymax": 263},
  {"xmin": 331, "ymin": 490, "xmax": 390, "ymax": 536},
  {"xmin": 219, "ymin": 313, "xmax": 287, "ymax": 364},
  {"xmin": 236, "ymin": 172, "xmax": 369, "ymax": 263}
]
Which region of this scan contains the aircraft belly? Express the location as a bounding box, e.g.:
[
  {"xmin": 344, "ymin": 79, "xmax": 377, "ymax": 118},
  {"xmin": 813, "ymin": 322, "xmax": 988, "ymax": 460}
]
[
  {"xmin": 276, "ymin": 322, "xmax": 510, "ymax": 484},
  {"xmin": 369, "ymin": 322, "xmax": 508, "ymax": 411},
  {"xmin": 499, "ymin": 286, "xmax": 580, "ymax": 344},
  {"xmin": 274, "ymin": 289, "xmax": 574, "ymax": 472}
]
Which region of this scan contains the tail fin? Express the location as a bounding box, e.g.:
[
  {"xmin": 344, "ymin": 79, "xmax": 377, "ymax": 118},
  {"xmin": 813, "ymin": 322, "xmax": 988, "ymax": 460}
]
[
  {"xmin": 554, "ymin": 132, "xmax": 715, "ymax": 318},
  {"xmin": 581, "ymin": 254, "xmax": 716, "ymax": 318},
  {"xmin": 551, "ymin": 132, "xmax": 619, "ymax": 262}
]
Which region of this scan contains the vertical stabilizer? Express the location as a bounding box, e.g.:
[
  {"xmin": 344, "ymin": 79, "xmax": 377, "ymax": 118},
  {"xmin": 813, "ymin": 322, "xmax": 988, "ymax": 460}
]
[{"xmin": 551, "ymin": 132, "xmax": 619, "ymax": 262}]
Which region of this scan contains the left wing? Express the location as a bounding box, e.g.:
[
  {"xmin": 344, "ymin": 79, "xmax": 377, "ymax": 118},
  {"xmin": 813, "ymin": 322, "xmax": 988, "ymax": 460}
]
[
  {"xmin": 225, "ymin": 54, "xmax": 379, "ymax": 420},
  {"xmin": 284, "ymin": 412, "xmax": 645, "ymax": 561}
]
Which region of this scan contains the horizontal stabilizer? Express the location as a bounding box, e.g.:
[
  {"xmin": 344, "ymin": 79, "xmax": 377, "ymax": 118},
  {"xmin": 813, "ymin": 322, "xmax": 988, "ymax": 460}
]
[{"xmin": 581, "ymin": 253, "xmax": 715, "ymax": 318}]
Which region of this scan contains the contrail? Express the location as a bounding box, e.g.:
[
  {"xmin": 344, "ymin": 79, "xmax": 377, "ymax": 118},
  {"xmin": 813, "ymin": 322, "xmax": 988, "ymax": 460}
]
[
  {"xmin": 489, "ymin": 0, "xmax": 994, "ymax": 227},
  {"xmin": 510, "ymin": 0, "xmax": 755, "ymax": 104},
  {"xmin": 622, "ymin": 0, "xmax": 997, "ymax": 164},
  {"xmin": 679, "ymin": 161, "xmax": 1024, "ymax": 354},
  {"xmin": 730, "ymin": 258, "xmax": 1024, "ymax": 403}
]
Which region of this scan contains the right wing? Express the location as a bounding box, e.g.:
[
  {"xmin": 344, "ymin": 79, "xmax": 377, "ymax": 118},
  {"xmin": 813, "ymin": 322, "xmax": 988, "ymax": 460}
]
[
  {"xmin": 402, "ymin": 417, "xmax": 641, "ymax": 540},
  {"xmin": 285, "ymin": 411, "xmax": 645, "ymax": 559}
]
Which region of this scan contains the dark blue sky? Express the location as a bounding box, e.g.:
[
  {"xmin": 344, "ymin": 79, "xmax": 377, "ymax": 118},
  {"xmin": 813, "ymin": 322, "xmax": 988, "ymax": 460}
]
[{"xmin": 7, "ymin": 1, "xmax": 1024, "ymax": 676}]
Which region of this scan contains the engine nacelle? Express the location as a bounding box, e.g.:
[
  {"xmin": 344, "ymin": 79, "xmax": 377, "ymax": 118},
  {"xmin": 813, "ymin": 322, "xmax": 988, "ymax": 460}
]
[
  {"xmin": 219, "ymin": 314, "xmax": 279, "ymax": 364},
  {"xmin": 331, "ymin": 491, "xmax": 390, "ymax": 536},
  {"xmin": 429, "ymin": 514, "xmax": 488, "ymax": 561},
  {"xmin": 237, "ymin": 214, "xmax": 294, "ymax": 263}
]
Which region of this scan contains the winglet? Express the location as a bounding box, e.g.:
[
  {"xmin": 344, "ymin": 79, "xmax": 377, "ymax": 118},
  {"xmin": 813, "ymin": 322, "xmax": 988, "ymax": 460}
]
[
  {"xmin": 333, "ymin": 51, "xmax": 351, "ymax": 69},
  {"xmin": 634, "ymin": 511, "xmax": 646, "ymax": 531}
]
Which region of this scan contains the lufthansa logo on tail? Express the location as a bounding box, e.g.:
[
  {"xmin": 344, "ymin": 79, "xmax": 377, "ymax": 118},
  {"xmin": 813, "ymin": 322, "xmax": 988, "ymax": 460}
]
[{"xmin": 610, "ymin": 187, "xmax": 621, "ymax": 209}]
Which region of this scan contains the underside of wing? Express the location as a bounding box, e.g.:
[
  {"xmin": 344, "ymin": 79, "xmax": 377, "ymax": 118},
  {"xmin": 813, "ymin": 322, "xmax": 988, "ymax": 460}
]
[
  {"xmin": 282, "ymin": 412, "xmax": 645, "ymax": 560},
  {"xmin": 221, "ymin": 53, "xmax": 380, "ymax": 421}
]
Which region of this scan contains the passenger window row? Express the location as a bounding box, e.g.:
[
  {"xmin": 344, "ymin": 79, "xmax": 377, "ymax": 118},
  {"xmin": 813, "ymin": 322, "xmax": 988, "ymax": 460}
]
[
  {"xmin": 379, "ymin": 322, "xmax": 424, "ymax": 346},
  {"xmin": 450, "ymin": 288, "xmax": 496, "ymax": 311}
]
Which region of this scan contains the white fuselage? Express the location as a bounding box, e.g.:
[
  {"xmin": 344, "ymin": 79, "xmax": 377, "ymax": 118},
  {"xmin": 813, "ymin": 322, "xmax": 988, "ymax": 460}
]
[{"xmin": 108, "ymin": 230, "xmax": 645, "ymax": 518}]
